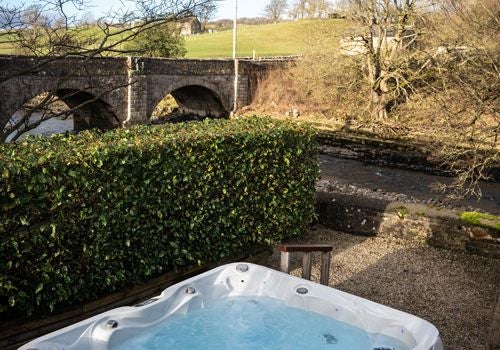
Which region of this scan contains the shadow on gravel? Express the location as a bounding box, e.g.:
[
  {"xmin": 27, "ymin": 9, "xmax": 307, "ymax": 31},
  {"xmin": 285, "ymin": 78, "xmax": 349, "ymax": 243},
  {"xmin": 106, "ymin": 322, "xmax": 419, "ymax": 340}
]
[{"xmin": 331, "ymin": 246, "xmax": 499, "ymax": 350}]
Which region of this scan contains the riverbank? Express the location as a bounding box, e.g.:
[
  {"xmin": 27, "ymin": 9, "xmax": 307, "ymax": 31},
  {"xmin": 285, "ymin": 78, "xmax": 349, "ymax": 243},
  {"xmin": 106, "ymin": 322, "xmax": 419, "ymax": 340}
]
[
  {"xmin": 316, "ymin": 154, "xmax": 500, "ymax": 258},
  {"xmin": 318, "ymin": 155, "xmax": 500, "ymax": 215}
]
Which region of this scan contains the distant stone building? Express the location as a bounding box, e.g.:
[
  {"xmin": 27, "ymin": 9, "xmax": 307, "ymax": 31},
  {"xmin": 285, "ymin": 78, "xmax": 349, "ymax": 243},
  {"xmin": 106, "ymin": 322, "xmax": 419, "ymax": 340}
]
[
  {"xmin": 179, "ymin": 17, "xmax": 202, "ymax": 36},
  {"xmin": 340, "ymin": 27, "xmax": 416, "ymax": 56},
  {"xmin": 372, "ymin": 28, "xmax": 416, "ymax": 50},
  {"xmin": 328, "ymin": 12, "xmax": 346, "ymax": 19}
]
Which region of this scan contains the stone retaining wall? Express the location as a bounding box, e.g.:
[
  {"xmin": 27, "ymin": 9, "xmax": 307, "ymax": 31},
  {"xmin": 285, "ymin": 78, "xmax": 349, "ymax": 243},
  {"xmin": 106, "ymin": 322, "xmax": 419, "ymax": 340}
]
[{"xmin": 316, "ymin": 191, "xmax": 500, "ymax": 259}]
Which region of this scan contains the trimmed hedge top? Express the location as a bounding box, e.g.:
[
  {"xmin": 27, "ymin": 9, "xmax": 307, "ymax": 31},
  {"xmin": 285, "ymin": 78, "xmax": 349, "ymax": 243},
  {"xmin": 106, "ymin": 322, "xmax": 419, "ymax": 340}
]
[{"xmin": 0, "ymin": 117, "xmax": 318, "ymax": 318}]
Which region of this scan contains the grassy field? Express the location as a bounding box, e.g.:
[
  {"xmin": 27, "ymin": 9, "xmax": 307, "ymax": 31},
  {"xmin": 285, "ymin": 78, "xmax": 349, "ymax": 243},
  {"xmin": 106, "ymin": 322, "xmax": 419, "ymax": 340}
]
[
  {"xmin": 0, "ymin": 33, "xmax": 19, "ymax": 55},
  {"xmin": 0, "ymin": 19, "xmax": 349, "ymax": 58},
  {"xmin": 0, "ymin": 27, "xmax": 119, "ymax": 56},
  {"xmin": 185, "ymin": 19, "xmax": 348, "ymax": 58}
]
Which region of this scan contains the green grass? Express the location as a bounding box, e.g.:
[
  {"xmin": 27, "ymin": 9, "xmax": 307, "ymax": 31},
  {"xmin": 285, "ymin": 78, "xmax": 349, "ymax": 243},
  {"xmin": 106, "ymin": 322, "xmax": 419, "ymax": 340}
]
[
  {"xmin": 0, "ymin": 20, "xmax": 349, "ymax": 58},
  {"xmin": 459, "ymin": 212, "xmax": 500, "ymax": 232},
  {"xmin": 0, "ymin": 27, "xmax": 119, "ymax": 56},
  {"xmin": 394, "ymin": 206, "xmax": 410, "ymax": 219},
  {"xmin": 0, "ymin": 33, "xmax": 19, "ymax": 55},
  {"xmin": 185, "ymin": 19, "xmax": 349, "ymax": 58}
]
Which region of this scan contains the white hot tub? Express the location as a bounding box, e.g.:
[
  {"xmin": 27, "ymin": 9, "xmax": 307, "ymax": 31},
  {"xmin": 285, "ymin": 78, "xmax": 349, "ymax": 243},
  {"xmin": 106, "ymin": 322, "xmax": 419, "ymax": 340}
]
[{"xmin": 20, "ymin": 263, "xmax": 443, "ymax": 350}]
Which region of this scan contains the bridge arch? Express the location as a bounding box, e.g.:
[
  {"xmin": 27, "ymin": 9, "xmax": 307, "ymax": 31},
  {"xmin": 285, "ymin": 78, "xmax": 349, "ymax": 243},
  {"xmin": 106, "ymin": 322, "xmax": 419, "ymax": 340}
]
[
  {"xmin": 148, "ymin": 80, "xmax": 231, "ymax": 121},
  {"xmin": 55, "ymin": 89, "xmax": 120, "ymax": 132},
  {"xmin": 1, "ymin": 86, "xmax": 120, "ymax": 141}
]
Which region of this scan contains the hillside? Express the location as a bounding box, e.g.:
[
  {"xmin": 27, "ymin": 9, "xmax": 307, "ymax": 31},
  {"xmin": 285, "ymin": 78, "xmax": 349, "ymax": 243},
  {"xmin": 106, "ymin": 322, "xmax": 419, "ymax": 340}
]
[
  {"xmin": 185, "ymin": 19, "xmax": 349, "ymax": 58},
  {"xmin": 0, "ymin": 33, "xmax": 18, "ymax": 55},
  {"xmin": 0, "ymin": 19, "xmax": 349, "ymax": 58}
]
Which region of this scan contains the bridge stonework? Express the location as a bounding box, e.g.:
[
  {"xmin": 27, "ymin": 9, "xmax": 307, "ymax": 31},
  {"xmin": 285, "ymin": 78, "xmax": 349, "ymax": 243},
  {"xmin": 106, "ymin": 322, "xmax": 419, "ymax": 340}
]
[{"xmin": 0, "ymin": 56, "xmax": 286, "ymax": 132}]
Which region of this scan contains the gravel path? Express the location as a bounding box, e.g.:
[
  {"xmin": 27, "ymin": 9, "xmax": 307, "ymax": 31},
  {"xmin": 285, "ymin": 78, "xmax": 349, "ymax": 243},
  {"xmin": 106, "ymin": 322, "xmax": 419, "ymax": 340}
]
[{"xmin": 265, "ymin": 227, "xmax": 500, "ymax": 350}]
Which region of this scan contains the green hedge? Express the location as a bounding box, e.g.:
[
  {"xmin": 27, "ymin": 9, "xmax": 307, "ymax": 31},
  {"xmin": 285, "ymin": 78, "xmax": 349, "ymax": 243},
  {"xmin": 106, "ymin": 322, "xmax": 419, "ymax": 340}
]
[{"xmin": 0, "ymin": 117, "xmax": 318, "ymax": 317}]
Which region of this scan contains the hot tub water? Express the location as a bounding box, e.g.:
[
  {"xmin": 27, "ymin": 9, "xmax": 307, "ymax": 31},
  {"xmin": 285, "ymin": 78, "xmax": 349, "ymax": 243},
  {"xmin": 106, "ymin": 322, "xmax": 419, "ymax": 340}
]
[{"xmin": 113, "ymin": 296, "xmax": 409, "ymax": 350}]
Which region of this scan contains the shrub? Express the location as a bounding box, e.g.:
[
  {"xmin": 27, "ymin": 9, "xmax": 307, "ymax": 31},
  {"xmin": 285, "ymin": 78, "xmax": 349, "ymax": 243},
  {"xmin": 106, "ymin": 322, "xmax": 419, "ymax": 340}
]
[
  {"xmin": 0, "ymin": 117, "xmax": 318, "ymax": 317},
  {"xmin": 124, "ymin": 22, "xmax": 186, "ymax": 58}
]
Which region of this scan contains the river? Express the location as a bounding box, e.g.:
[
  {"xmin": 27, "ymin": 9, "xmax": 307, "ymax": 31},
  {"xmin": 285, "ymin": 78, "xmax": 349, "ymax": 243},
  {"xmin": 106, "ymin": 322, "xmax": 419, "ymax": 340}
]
[{"xmin": 5, "ymin": 113, "xmax": 74, "ymax": 142}]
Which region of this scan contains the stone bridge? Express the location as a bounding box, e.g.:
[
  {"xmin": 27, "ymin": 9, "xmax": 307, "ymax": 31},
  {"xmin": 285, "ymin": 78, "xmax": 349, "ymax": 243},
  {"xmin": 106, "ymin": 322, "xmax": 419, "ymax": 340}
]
[{"xmin": 0, "ymin": 56, "xmax": 288, "ymax": 132}]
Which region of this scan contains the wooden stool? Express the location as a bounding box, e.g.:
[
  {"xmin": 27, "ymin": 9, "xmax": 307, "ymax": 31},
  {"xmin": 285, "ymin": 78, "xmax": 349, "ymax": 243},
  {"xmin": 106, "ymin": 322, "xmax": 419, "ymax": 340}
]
[{"xmin": 278, "ymin": 244, "xmax": 333, "ymax": 286}]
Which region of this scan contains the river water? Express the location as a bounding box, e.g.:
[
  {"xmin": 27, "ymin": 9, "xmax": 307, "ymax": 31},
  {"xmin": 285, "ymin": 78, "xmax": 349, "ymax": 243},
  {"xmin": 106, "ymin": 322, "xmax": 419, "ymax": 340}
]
[
  {"xmin": 319, "ymin": 155, "xmax": 500, "ymax": 215},
  {"xmin": 5, "ymin": 113, "xmax": 74, "ymax": 142}
]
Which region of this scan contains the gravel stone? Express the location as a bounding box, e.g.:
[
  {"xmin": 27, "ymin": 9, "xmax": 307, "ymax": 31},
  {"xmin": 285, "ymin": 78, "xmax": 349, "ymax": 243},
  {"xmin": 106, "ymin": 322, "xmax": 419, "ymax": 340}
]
[{"xmin": 265, "ymin": 227, "xmax": 500, "ymax": 350}]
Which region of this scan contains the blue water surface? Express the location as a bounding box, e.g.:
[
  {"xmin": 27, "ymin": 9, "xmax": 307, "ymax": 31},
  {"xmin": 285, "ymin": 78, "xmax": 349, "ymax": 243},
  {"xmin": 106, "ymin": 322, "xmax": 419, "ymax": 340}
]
[{"xmin": 112, "ymin": 296, "xmax": 409, "ymax": 350}]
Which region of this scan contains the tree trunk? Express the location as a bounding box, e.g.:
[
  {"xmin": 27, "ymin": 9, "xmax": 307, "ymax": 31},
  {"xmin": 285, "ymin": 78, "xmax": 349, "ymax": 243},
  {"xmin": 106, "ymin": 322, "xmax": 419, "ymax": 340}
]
[
  {"xmin": 371, "ymin": 89, "xmax": 388, "ymax": 120},
  {"xmin": 367, "ymin": 50, "xmax": 388, "ymax": 120}
]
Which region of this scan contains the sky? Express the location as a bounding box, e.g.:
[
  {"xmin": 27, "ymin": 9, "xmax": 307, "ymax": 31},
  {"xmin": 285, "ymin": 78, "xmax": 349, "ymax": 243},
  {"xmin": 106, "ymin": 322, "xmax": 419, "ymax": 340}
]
[
  {"xmin": 82, "ymin": 0, "xmax": 268, "ymax": 20},
  {"xmin": 5, "ymin": 0, "xmax": 269, "ymax": 20},
  {"xmin": 216, "ymin": 0, "xmax": 268, "ymax": 19}
]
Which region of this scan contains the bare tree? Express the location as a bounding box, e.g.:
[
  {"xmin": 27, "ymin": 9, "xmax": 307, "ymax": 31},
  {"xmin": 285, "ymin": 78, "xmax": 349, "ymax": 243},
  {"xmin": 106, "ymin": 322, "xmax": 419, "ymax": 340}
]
[
  {"xmin": 339, "ymin": 0, "xmax": 422, "ymax": 120},
  {"xmin": 288, "ymin": 0, "xmax": 307, "ymax": 18},
  {"xmin": 288, "ymin": 0, "xmax": 332, "ymax": 18},
  {"xmin": 415, "ymin": 0, "xmax": 499, "ymax": 196},
  {"xmin": 198, "ymin": 1, "xmax": 219, "ymax": 32},
  {"xmin": 264, "ymin": 0, "xmax": 288, "ymax": 23},
  {"xmin": 338, "ymin": 0, "xmax": 499, "ymax": 195},
  {"xmin": 80, "ymin": 11, "xmax": 96, "ymax": 27},
  {"xmin": 0, "ymin": 0, "xmax": 220, "ymax": 142},
  {"xmin": 306, "ymin": 0, "xmax": 333, "ymax": 17},
  {"xmin": 256, "ymin": 0, "xmax": 498, "ymax": 197}
]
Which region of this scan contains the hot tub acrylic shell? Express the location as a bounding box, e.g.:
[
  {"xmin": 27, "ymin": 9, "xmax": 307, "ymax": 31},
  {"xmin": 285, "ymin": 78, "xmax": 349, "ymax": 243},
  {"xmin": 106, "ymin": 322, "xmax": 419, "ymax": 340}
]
[{"xmin": 20, "ymin": 263, "xmax": 443, "ymax": 350}]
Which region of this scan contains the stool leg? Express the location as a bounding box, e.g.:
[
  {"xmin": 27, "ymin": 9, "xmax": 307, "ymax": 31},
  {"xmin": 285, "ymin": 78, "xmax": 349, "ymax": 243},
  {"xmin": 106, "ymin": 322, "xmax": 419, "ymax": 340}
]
[
  {"xmin": 280, "ymin": 251, "xmax": 290, "ymax": 274},
  {"xmin": 320, "ymin": 251, "xmax": 331, "ymax": 286},
  {"xmin": 302, "ymin": 252, "xmax": 312, "ymax": 280}
]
